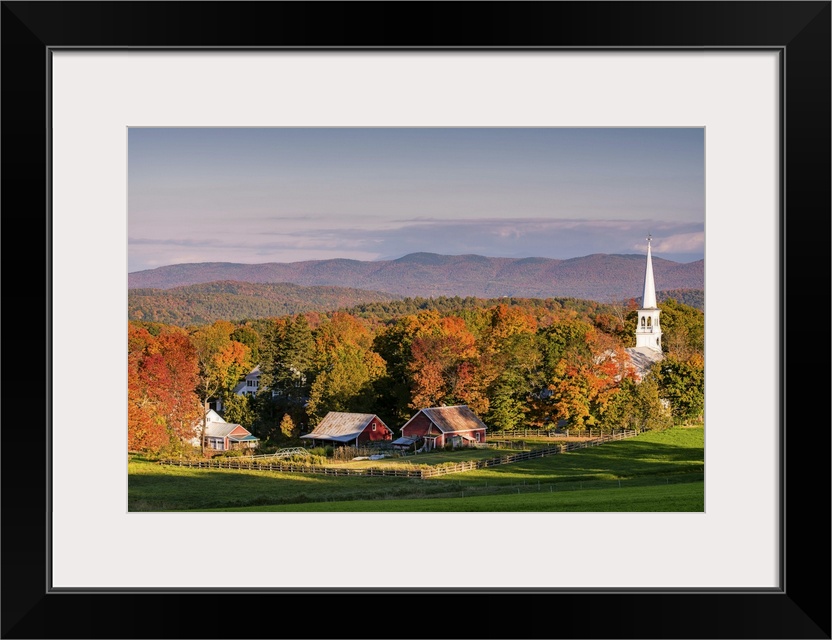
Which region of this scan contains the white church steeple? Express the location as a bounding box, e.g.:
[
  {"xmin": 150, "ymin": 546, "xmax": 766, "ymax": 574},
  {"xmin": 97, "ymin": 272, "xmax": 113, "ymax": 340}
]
[
  {"xmin": 635, "ymin": 235, "xmax": 662, "ymax": 352},
  {"xmin": 641, "ymin": 235, "xmax": 658, "ymax": 309}
]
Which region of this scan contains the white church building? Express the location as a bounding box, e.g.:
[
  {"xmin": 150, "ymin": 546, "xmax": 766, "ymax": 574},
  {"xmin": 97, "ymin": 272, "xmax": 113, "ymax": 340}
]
[{"xmin": 625, "ymin": 235, "xmax": 665, "ymax": 379}]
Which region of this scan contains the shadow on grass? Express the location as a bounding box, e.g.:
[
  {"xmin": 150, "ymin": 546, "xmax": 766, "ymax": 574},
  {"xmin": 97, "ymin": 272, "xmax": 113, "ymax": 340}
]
[
  {"xmin": 430, "ymin": 438, "xmax": 704, "ymax": 486},
  {"xmin": 129, "ymin": 466, "xmax": 443, "ymax": 512},
  {"xmin": 129, "ymin": 429, "xmax": 704, "ymax": 510}
]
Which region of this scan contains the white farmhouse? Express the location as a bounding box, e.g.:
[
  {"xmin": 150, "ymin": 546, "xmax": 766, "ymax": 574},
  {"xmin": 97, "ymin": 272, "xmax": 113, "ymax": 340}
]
[
  {"xmin": 189, "ymin": 408, "xmax": 260, "ymax": 452},
  {"xmin": 232, "ymin": 365, "xmax": 263, "ymax": 398}
]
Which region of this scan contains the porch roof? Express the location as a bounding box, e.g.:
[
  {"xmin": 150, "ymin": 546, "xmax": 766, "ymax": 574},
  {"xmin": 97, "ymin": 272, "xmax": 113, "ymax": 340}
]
[{"xmin": 229, "ymin": 434, "xmax": 260, "ymax": 442}]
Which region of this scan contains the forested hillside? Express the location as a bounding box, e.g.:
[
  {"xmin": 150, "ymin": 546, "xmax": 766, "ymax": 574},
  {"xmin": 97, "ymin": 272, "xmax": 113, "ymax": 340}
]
[
  {"xmin": 129, "ymin": 297, "xmax": 704, "ymax": 457},
  {"xmin": 129, "ymin": 280, "xmax": 704, "ymax": 327},
  {"xmin": 128, "ymin": 281, "xmax": 402, "ymax": 325},
  {"xmin": 656, "ymin": 289, "xmax": 704, "ymax": 310}
]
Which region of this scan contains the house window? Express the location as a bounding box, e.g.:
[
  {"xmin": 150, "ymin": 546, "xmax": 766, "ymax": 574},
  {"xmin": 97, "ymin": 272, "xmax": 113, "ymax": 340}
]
[
  {"xmin": 372, "ymin": 423, "xmax": 377, "ymax": 431},
  {"xmin": 475, "ymin": 432, "xmax": 481, "ymax": 442}
]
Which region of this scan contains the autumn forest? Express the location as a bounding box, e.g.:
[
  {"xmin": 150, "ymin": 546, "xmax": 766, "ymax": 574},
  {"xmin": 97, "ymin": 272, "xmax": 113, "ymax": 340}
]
[{"xmin": 128, "ymin": 294, "xmax": 704, "ymax": 456}]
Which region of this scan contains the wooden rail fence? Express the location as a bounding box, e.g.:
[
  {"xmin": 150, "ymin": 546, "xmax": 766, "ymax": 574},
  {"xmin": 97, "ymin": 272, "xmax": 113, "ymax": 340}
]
[
  {"xmin": 419, "ymin": 430, "xmax": 638, "ymax": 478},
  {"xmin": 490, "ymin": 428, "xmax": 626, "ymax": 439},
  {"xmin": 158, "ymin": 430, "xmax": 638, "ymax": 479}
]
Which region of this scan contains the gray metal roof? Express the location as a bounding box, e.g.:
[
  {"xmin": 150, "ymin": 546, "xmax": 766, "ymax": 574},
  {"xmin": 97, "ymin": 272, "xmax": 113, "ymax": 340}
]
[
  {"xmin": 406, "ymin": 405, "xmax": 487, "ymax": 434},
  {"xmin": 299, "ymin": 433, "xmax": 356, "ymax": 443},
  {"xmin": 204, "ymin": 422, "xmax": 247, "ymax": 438},
  {"xmin": 624, "ymin": 346, "xmax": 664, "ymax": 380},
  {"xmin": 302, "ymin": 412, "xmax": 391, "ymax": 441},
  {"xmin": 391, "ymin": 436, "xmax": 418, "ymax": 446}
]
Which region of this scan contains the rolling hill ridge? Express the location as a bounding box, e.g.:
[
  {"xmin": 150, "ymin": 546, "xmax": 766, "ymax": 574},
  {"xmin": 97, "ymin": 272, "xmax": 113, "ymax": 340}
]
[
  {"xmin": 128, "ymin": 281, "xmax": 403, "ymax": 326},
  {"xmin": 128, "ymin": 252, "xmax": 704, "ymax": 302}
]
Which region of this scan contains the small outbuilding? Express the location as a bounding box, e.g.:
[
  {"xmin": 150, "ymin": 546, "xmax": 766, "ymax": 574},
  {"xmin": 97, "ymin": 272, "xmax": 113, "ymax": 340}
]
[
  {"xmin": 400, "ymin": 405, "xmax": 487, "ymax": 450},
  {"xmin": 300, "ymin": 412, "xmax": 393, "ymax": 447},
  {"xmin": 391, "ymin": 436, "xmax": 421, "ymax": 453}
]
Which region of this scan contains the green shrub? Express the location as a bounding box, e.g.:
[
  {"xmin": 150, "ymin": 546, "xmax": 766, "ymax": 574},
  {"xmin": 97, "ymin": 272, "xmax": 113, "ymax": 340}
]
[{"xmin": 216, "ymin": 449, "xmax": 244, "ymax": 458}]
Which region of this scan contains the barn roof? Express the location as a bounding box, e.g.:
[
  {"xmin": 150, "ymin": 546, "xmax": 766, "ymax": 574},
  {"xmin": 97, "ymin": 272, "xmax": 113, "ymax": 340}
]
[
  {"xmin": 405, "ymin": 405, "xmax": 487, "ymax": 434},
  {"xmin": 300, "ymin": 412, "xmax": 390, "ymax": 442}
]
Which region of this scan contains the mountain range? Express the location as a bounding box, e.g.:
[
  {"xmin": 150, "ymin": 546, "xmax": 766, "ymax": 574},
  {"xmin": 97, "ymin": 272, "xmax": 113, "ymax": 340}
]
[{"xmin": 128, "ymin": 252, "xmax": 704, "ymax": 303}]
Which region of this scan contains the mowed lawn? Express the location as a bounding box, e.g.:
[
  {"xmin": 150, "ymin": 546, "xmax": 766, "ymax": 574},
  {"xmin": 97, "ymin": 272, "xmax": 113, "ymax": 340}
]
[
  {"xmin": 197, "ymin": 481, "xmax": 704, "ymax": 512},
  {"xmin": 128, "ymin": 461, "xmax": 429, "ymax": 511},
  {"xmin": 129, "ymin": 427, "xmax": 703, "ymax": 512},
  {"xmin": 438, "ymin": 426, "xmax": 704, "ymax": 487}
]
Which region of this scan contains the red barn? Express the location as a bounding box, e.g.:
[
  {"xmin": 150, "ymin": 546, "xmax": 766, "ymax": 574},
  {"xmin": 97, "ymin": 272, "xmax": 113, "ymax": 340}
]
[
  {"xmin": 400, "ymin": 405, "xmax": 487, "ymax": 450},
  {"xmin": 300, "ymin": 412, "xmax": 393, "ymax": 447}
]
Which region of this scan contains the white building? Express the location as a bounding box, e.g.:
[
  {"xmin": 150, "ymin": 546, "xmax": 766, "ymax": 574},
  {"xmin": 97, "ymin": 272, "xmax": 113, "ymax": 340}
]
[
  {"xmin": 232, "ymin": 365, "xmax": 263, "ymax": 398},
  {"xmin": 210, "ymin": 365, "xmax": 263, "ymax": 411},
  {"xmin": 625, "ymin": 235, "xmax": 665, "ymax": 379},
  {"xmin": 634, "ymin": 234, "xmax": 663, "ymax": 351},
  {"xmin": 189, "ymin": 408, "xmax": 260, "ymax": 451}
]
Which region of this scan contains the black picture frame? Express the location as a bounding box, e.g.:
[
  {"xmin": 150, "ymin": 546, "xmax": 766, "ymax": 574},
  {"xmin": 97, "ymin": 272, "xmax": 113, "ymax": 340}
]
[{"xmin": 2, "ymin": 2, "xmax": 829, "ymax": 639}]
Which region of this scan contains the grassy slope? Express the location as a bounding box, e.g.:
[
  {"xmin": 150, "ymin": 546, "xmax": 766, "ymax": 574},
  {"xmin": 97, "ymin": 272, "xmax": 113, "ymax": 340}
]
[
  {"xmin": 129, "ymin": 427, "xmax": 703, "ymax": 512},
  {"xmin": 440, "ymin": 427, "xmax": 704, "ymax": 486},
  {"xmin": 196, "ymin": 481, "xmax": 704, "ymax": 512}
]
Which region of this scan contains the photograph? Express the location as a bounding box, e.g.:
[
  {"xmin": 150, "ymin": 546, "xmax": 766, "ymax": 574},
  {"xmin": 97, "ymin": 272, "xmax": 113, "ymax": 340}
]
[
  {"xmin": 127, "ymin": 126, "xmax": 705, "ymax": 514},
  {"xmin": 3, "ymin": 0, "xmax": 827, "ymax": 636}
]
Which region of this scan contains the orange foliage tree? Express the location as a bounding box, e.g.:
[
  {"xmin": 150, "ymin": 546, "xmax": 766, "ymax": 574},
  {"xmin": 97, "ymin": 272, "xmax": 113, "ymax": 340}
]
[
  {"xmin": 128, "ymin": 323, "xmax": 201, "ymax": 454},
  {"xmin": 408, "ymin": 312, "xmax": 485, "ymax": 413}
]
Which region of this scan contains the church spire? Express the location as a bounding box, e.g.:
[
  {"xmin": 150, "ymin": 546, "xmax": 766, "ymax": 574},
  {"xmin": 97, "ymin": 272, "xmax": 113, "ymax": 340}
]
[
  {"xmin": 642, "ymin": 234, "xmax": 658, "ymax": 309},
  {"xmin": 635, "ymin": 234, "xmax": 662, "ymax": 352}
]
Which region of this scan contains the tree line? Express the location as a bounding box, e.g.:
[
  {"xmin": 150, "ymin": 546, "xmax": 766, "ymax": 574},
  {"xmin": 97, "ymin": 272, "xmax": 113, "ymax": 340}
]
[{"xmin": 128, "ymin": 297, "xmax": 704, "ymax": 456}]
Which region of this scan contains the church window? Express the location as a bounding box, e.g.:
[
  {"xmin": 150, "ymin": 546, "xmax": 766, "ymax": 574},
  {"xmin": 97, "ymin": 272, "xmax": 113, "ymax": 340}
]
[
  {"xmin": 641, "ymin": 317, "xmax": 646, "ymax": 327},
  {"xmin": 647, "ymin": 317, "xmax": 652, "ymax": 327}
]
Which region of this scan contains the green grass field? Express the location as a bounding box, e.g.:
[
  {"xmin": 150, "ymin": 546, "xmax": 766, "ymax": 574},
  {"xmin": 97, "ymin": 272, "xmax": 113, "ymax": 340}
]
[
  {"xmin": 440, "ymin": 426, "xmax": 704, "ymax": 486},
  {"xmin": 194, "ymin": 479, "xmax": 703, "ymax": 512},
  {"xmin": 129, "ymin": 426, "xmax": 703, "ymax": 512}
]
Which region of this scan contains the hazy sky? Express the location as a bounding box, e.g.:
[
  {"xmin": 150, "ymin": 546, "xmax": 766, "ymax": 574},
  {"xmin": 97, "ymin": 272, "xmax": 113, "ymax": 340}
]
[{"xmin": 128, "ymin": 127, "xmax": 704, "ymax": 273}]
